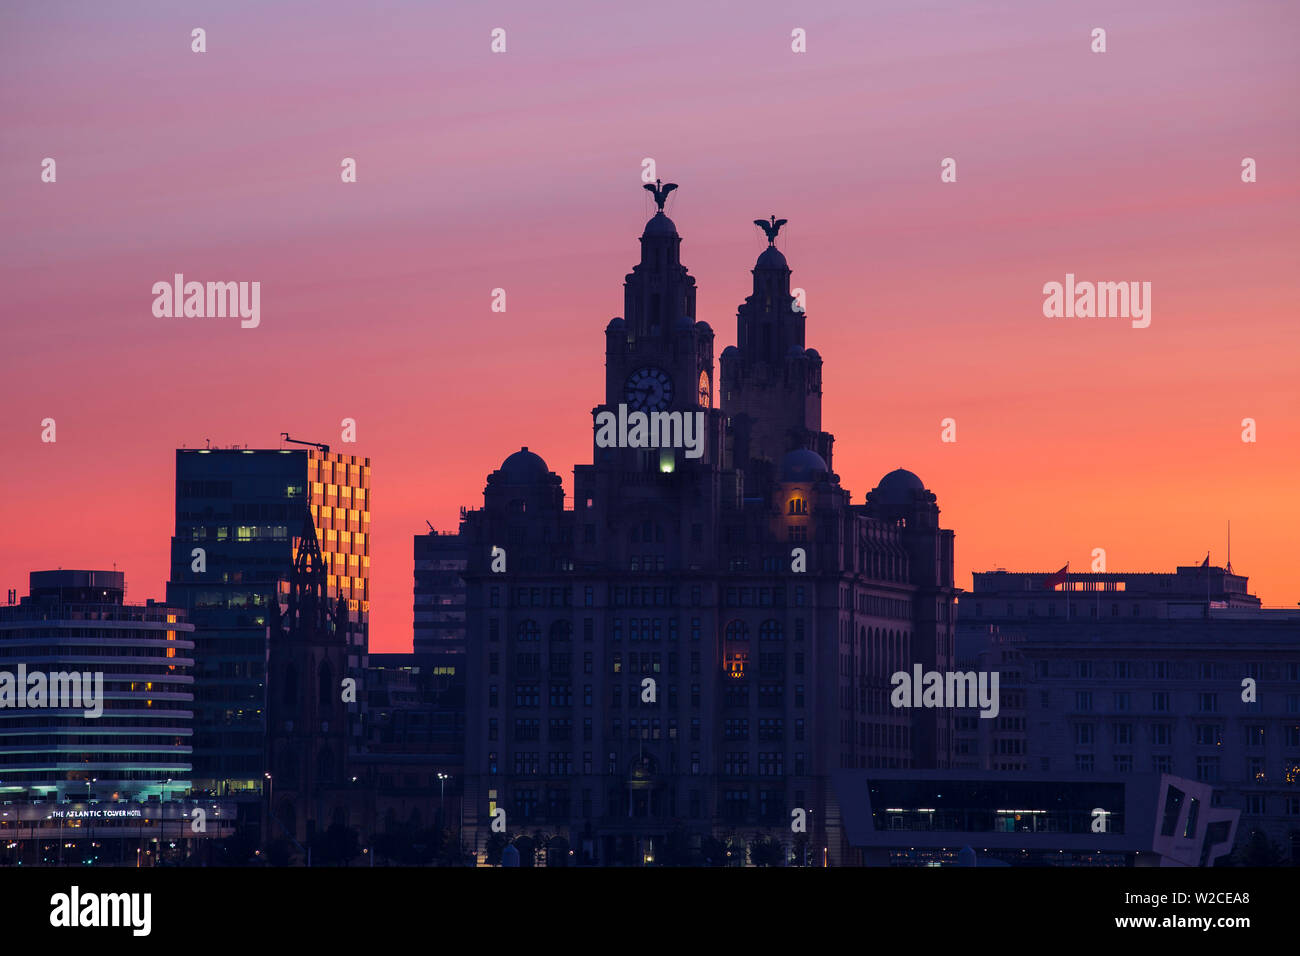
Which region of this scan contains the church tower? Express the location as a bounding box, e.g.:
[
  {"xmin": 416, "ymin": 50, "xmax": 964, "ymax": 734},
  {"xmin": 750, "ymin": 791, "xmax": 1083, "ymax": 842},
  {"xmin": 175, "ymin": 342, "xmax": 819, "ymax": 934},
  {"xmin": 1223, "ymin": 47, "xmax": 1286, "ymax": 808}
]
[
  {"xmin": 265, "ymin": 513, "xmax": 353, "ymax": 853},
  {"xmin": 720, "ymin": 217, "xmax": 832, "ymax": 490}
]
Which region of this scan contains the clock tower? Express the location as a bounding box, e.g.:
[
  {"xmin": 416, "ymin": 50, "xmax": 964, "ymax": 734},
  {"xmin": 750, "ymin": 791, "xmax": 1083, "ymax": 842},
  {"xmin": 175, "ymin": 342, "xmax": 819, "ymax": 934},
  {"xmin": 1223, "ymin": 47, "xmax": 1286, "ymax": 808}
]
[
  {"xmin": 596, "ymin": 182, "xmax": 721, "ymax": 468},
  {"xmin": 720, "ymin": 217, "xmax": 832, "ymax": 491}
]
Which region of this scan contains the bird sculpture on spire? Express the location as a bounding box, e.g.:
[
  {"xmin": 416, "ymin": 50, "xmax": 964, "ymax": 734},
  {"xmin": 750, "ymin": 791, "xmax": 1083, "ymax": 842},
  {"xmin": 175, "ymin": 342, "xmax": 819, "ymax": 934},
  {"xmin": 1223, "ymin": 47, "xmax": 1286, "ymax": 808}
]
[
  {"xmin": 644, "ymin": 179, "xmax": 678, "ymax": 211},
  {"xmin": 754, "ymin": 215, "xmax": 787, "ymax": 245}
]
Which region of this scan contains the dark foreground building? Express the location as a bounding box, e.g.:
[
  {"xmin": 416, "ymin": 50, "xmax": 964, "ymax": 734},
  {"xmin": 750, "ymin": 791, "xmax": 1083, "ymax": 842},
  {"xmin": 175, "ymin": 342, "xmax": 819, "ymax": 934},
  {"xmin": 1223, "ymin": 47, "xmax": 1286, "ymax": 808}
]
[
  {"xmin": 957, "ymin": 565, "xmax": 1300, "ymax": 864},
  {"xmin": 0, "ymin": 571, "xmax": 239, "ymax": 866},
  {"xmin": 459, "ymin": 186, "xmax": 957, "ymax": 865},
  {"xmin": 834, "ymin": 769, "xmax": 1239, "ymax": 867}
]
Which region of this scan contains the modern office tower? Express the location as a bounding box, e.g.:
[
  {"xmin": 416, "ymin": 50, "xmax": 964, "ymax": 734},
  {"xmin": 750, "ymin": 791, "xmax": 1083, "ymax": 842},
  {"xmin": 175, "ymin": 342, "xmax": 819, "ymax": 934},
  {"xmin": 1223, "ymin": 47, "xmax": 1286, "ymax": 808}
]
[
  {"xmin": 0, "ymin": 570, "xmax": 194, "ymax": 803},
  {"xmin": 458, "ymin": 187, "xmax": 956, "ymax": 866},
  {"xmin": 956, "ymin": 564, "xmax": 1300, "ymax": 864},
  {"xmin": 414, "ymin": 530, "xmax": 467, "ymax": 657},
  {"xmin": 166, "ymin": 445, "xmax": 370, "ymax": 796}
]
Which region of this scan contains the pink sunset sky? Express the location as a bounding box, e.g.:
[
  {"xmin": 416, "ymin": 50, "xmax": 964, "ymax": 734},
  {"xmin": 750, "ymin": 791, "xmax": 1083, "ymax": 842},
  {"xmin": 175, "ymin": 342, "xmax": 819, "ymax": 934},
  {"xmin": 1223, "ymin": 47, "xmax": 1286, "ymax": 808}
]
[{"xmin": 2, "ymin": 0, "xmax": 1297, "ymax": 650}]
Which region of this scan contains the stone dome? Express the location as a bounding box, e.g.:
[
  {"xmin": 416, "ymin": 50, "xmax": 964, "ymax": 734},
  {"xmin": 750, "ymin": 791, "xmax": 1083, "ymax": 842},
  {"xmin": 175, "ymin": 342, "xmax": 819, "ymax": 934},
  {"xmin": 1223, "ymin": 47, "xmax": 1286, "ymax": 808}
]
[
  {"xmin": 873, "ymin": 468, "xmax": 925, "ymax": 503},
  {"xmin": 643, "ymin": 212, "xmax": 678, "ymax": 237},
  {"xmin": 498, "ymin": 447, "xmax": 550, "ymax": 484},
  {"xmin": 779, "ymin": 448, "xmax": 829, "ymax": 482},
  {"xmin": 755, "ymin": 246, "xmax": 788, "ymax": 270}
]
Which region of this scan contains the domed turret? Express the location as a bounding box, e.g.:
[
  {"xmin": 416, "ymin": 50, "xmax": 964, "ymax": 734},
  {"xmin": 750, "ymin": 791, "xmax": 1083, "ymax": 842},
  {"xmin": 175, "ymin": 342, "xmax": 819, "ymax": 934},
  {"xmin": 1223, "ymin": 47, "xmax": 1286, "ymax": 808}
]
[
  {"xmin": 643, "ymin": 212, "xmax": 678, "ymax": 238},
  {"xmin": 779, "ymin": 448, "xmax": 829, "ymax": 482},
  {"xmin": 497, "ymin": 447, "xmax": 551, "ymax": 485},
  {"xmin": 755, "ymin": 245, "xmax": 788, "ymax": 271},
  {"xmin": 872, "ymin": 468, "xmax": 925, "ymax": 504}
]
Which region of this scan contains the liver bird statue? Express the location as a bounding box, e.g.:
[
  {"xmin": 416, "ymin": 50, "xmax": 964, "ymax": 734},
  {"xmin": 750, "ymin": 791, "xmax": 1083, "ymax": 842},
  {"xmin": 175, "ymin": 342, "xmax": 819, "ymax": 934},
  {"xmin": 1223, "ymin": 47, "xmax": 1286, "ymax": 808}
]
[
  {"xmin": 644, "ymin": 179, "xmax": 678, "ymax": 211},
  {"xmin": 754, "ymin": 215, "xmax": 787, "ymax": 245}
]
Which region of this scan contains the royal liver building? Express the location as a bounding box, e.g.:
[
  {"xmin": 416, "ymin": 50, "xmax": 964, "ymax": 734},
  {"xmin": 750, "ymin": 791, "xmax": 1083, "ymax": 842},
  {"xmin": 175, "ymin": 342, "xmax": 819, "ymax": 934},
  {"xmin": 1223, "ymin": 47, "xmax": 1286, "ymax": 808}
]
[{"xmin": 459, "ymin": 184, "xmax": 956, "ymax": 866}]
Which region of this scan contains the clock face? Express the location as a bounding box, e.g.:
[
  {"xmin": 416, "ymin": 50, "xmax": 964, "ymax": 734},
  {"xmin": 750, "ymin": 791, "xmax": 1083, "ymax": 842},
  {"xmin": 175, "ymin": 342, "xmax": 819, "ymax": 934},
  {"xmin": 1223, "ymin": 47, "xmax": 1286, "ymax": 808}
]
[
  {"xmin": 698, "ymin": 370, "xmax": 711, "ymax": 408},
  {"xmin": 625, "ymin": 367, "xmax": 673, "ymax": 412}
]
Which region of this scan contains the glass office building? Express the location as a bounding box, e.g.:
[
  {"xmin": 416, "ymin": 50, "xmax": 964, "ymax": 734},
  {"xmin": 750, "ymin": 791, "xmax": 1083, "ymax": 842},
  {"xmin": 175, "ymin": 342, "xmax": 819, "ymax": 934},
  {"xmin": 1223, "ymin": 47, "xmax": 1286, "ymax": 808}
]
[{"xmin": 166, "ymin": 447, "xmax": 370, "ymax": 795}]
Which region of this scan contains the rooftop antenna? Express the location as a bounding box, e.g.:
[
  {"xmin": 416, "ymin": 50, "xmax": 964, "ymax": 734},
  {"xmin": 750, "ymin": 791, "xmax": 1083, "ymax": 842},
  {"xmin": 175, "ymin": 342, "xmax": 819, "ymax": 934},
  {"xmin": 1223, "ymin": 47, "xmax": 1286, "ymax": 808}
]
[
  {"xmin": 1226, "ymin": 520, "xmax": 1233, "ymax": 574},
  {"xmin": 205, "ymin": 437, "xmax": 211, "ymax": 449},
  {"xmin": 426, "ymin": 520, "xmax": 436, "ymax": 533}
]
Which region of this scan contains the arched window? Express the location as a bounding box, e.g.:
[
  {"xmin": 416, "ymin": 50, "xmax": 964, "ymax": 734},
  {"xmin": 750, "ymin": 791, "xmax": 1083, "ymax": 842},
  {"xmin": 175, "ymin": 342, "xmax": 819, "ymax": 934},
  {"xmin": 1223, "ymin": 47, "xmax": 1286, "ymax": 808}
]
[
  {"xmin": 759, "ymin": 620, "xmax": 783, "ymax": 641},
  {"xmin": 725, "ymin": 621, "xmax": 749, "ymax": 642},
  {"xmin": 788, "ymin": 494, "xmax": 807, "ymax": 516},
  {"xmin": 518, "ymin": 620, "xmax": 540, "ymax": 641},
  {"xmin": 723, "ymin": 621, "xmax": 749, "ymax": 677}
]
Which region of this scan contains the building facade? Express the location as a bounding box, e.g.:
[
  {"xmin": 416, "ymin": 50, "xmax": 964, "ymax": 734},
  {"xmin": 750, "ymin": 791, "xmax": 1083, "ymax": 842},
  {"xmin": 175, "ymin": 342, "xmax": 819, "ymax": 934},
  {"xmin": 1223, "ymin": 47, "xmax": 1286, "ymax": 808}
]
[
  {"xmin": 166, "ymin": 446, "xmax": 370, "ymax": 796},
  {"xmin": 414, "ymin": 530, "xmax": 467, "ymax": 657},
  {"xmin": 459, "ymin": 188, "xmax": 956, "ymax": 865},
  {"xmin": 835, "ymin": 769, "xmax": 1240, "ymax": 867},
  {"xmin": 0, "ymin": 570, "xmax": 194, "ymax": 804},
  {"xmin": 264, "ymin": 523, "xmax": 465, "ymax": 862},
  {"xmin": 957, "ymin": 565, "xmax": 1300, "ymax": 864}
]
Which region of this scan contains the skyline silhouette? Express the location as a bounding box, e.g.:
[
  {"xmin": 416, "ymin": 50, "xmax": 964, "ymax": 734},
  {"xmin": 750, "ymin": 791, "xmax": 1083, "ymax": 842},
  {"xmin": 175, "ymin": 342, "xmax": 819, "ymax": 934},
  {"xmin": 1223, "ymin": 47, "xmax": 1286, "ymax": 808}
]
[{"xmin": 3, "ymin": 0, "xmax": 1296, "ymax": 650}]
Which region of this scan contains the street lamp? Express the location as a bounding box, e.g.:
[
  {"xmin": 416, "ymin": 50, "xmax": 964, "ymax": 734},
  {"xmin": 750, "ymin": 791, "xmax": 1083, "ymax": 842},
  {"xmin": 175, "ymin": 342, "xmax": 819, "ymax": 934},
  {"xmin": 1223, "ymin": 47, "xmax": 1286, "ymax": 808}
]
[
  {"xmin": 437, "ymin": 772, "xmax": 448, "ymax": 828},
  {"xmin": 264, "ymin": 773, "xmax": 273, "ymax": 846}
]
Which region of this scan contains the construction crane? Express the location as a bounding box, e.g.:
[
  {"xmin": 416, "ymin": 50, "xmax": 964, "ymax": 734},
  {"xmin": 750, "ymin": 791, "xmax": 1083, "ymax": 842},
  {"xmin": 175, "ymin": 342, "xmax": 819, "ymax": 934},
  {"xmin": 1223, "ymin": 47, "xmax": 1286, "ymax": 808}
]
[{"xmin": 280, "ymin": 432, "xmax": 330, "ymax": 453}]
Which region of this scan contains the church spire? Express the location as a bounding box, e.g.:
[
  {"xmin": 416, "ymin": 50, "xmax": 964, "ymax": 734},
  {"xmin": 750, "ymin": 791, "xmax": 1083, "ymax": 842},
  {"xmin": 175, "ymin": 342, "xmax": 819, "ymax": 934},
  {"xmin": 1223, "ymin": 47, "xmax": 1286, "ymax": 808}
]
[{"xmin": 286, "ymin": 512, "xmax": 330, "ymax": 633}]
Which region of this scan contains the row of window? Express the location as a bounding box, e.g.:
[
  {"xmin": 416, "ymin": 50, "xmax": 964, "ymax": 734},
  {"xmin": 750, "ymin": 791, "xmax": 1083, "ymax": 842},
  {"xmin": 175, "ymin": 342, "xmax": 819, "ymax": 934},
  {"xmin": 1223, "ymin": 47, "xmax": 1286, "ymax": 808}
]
[
  {"xmin": 1068, "ymin": 691, "xmax": 1300, "ymax": 714},
  {"xmin": 1070, "ymin": 754, "xmax": 1300, "ymax": 784},
  {"xmin": 487, "ymin": 682, "xmax": 811, "ymax": 709},
  {"xmin": 489, "ymin": 617, "xmax": 809, "ymax": 643},
  {"xmin": 1042, "ymin": 661, "xmax": 1300, "ymax": 681},
  {"xmin": 489, "ymin": 585, "xmax": 816, "ymax": 610},
  {"xmin": 489, "ymin": 752, "xmax": 812, "ymax": 780},
  {"xmin": 1073, "ymin": 722, "xmax": 1300, "ymax": 748}
]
